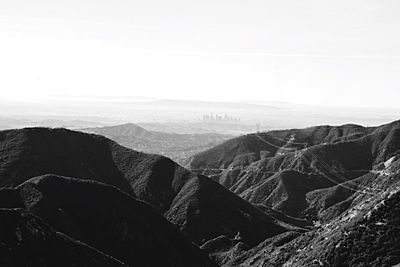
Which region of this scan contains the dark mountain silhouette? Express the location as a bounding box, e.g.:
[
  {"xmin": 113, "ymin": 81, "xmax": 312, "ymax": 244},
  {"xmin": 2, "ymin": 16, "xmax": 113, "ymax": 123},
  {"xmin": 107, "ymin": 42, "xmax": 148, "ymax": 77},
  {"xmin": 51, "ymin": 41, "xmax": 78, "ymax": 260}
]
[
  {"xmin": 82, "ymin": 123, "xmax": 231, "ymax": 165},
  {"xmin": 0, "ymin": 208, "xmax": 125, "ymax": 266},
  {"xmin": 0, "ymin": 127, "xmax": 287, "ymax": 248},
  {"xmin": 0, "ymin": 127, "xmax": 202, "ymax": 212},
  {"xmin": 0, "ymin": 175, "xmax": 216, "ymax": 267},
  {"xmin": 0, "ymin": 127, "xmax": 134, "ymax": 192}
]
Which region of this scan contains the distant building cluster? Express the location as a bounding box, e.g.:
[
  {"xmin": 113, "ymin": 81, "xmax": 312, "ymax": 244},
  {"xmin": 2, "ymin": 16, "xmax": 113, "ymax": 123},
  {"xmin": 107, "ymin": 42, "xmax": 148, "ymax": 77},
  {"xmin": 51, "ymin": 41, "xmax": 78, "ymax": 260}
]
[{"xmin": 202, "ymin": 113, "xmax": 240, "ymax": 123}]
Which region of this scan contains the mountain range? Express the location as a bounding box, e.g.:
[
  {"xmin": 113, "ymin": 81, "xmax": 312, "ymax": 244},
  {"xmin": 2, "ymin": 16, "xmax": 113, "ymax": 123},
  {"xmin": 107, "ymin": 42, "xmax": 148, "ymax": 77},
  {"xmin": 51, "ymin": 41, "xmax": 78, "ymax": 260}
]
[
  {"xmin": 0, "ymin": 120, "xmax": 399, "ymax": 266},
  {"xmin": 188, "ymin": 120, "xmax": 400, "ymax": 266},
  {"xmin": 0, "ymin": 127, "xmax": 294, "ymax": 266}
]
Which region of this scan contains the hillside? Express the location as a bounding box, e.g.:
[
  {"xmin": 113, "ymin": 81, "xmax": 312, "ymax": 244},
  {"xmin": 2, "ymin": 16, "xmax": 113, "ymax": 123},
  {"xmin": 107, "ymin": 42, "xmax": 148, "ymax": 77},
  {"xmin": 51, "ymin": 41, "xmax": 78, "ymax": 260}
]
[
  {"xmin": 189, "ymin": 123, "xmax": 375, "ymax": 170},
  {"xmin": 166, "ymin": 174, "xmax": 286, "ymax": 246},
  {"xmin": 0, "ymin": 208, "xmax": 125, "ymax": 266},
  {"xmin": 0, "ymin": 175, "xmax": 216, "ymax": 267},
  {"xmin": 189, "ymin": 121, "xmax": 400, "ymax": 221},
  {"xmin": 183, "ymin": 120, "xmax": 400, "ymax": 266},
  {"xmin": 224, "ymin": 165, "xmax": 400, "ymax": 266},
  {"xmin": 0, "ymin": 127, "xmax": 287, "ymax": 248},
  {"xmin": 190, "ymin": 143, "xmax": 400, "ymax": 266},
  {"xmin": 82, "ymin": 123, "xmax": 231, "ymax": 165}
]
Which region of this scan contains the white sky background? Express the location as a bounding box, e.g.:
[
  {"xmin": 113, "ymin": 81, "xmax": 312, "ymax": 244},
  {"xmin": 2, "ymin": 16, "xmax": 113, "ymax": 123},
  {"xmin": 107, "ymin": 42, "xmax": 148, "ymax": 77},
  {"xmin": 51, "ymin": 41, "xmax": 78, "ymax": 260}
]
[{"xmin": 1, "ymin": 0, "xmax": 400, "ymax": 108}]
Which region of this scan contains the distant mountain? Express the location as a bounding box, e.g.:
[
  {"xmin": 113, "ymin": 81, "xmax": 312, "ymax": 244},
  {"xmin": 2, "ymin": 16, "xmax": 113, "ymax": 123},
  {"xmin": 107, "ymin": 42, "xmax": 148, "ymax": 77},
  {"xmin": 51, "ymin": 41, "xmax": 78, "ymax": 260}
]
[
  {"xmin": 82, "ymin": 123, "xmax": 232, "ymax": 165},
  {"xmin": 137, "ymin": 121, "xmax": 256, "ymax": 136},
  {"xmin": 0, "ymin": 127, "xmax": 287, "ymax": 248},
  {"xmin": 0, "ymin": 115, "xmax": 107, "ymax": 130},
  {"xmin": 84, "ymin": 123, "xmax": 152, "ymax": 137}
]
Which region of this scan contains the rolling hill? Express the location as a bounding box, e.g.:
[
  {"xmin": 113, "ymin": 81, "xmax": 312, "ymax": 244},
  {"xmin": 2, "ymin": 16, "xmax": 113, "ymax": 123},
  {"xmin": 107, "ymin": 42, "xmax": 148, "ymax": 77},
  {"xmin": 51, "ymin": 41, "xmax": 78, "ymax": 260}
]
[{"xmin": 82, "ymin": 123, "xmax": 231, "ymax": 165}]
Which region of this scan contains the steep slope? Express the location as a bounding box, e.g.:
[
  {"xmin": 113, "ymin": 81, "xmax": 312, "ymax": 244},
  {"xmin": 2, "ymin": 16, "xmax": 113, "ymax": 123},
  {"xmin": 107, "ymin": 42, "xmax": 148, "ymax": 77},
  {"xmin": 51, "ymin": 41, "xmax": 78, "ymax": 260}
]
[
  {"xmin": 0, "ymin": 127, "xmax": 199, "ymax": 212},
  {"xmin": 237, "ymin": 170, "xmax": 331, "ymax": 218},
  {"xmin": 188, "ymin": 133, "xmax": 281, "ymax": 170},
  {"xmin": 166, "ymin": 174, "xmax": 286, "ymax": 246},
  {"xmin": 82, "ymin": 123, "xmax": 231, "ymax": 165},
  {"xmin": 198, "ymin": 121, "xmax": 400, "ymax": 266},
  {"xmin": 0, "ymin": 175, "xmax": 217, "ymax": 267},
  {"xmin": 189, "ymin": 123, "xmax": 374, "ymax": 170},
  {"xmin": 222, "ymin": 161, "xmax": 400, "ymax": 266},
  {"xmin": 0, "ymin": 127, "xmax": 286, "ymax": 248},
  {"xmin": 0, "ymin": 127, "xmax": 134, "ymax": 192},
  {"xmin": 0, "ymin": 208, "xmax": 125, "ymax": 266},
  {"xmin": 321, "ymin": 190, "xmax": 400, "ymax": 267},
  {"xmin": 190, "ymin": 120, "xmax": 400, "ymax": 221}
]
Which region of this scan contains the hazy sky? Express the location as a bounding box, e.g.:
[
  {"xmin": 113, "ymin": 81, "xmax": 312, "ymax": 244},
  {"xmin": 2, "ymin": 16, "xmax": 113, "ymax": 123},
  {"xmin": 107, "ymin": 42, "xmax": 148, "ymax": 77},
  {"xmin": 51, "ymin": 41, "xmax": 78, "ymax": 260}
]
[{"xmin": 1, "ymin": 0, "xmax": 400, "ymax": 108}]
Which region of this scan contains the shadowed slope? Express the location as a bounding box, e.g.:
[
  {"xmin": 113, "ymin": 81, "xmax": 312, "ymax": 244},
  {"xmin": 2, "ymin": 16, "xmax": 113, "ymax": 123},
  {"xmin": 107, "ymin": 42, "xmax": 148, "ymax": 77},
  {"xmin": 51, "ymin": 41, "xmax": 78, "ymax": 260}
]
[
  {"xmin": 0, "ymin": 127, "xmax": 133, "ymax": 192},
  {"xmin": 166, "ymin": 175, "xmax": 286, "ymax": 246},
  {"xmin": 0, "ymin": 175, "xmax": 217, "ymax": 267},
  {"xmin": 0, "ymin": 208, "xmax": 125, "ymax": 267},
  {"xmin": 0, "ymin": 127, "xmax": 198, "ymax": 213},
  {"xmin": 0, "ymin": 127, "xmax": 287, "ymax": 249}
]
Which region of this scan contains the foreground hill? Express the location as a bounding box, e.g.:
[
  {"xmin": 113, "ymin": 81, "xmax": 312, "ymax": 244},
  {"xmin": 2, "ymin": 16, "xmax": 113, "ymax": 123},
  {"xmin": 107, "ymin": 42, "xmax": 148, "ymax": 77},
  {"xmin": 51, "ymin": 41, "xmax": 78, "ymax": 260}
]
[
  {"xmin": 0, "ymin": 127, "xmax": 287, "ymax": 248},
  {"xmin": 0, "ymin": 175, "xmax": 216, "ymax": 267},
  {"xmin": 82, "ymin": 123, "xmax": 231, "ymax": 165},
  {"xmin": 0, "ymin": 208, "xmax": 125, "ymax": 266}
]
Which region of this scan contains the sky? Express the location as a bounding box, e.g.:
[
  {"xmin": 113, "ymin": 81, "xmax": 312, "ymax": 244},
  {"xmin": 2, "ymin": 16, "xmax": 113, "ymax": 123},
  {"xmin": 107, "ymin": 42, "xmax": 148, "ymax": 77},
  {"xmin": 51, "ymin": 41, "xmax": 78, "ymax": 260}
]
[{"xmin": 0, "ymin": 0, "xmax": 400, "ymax": 108}]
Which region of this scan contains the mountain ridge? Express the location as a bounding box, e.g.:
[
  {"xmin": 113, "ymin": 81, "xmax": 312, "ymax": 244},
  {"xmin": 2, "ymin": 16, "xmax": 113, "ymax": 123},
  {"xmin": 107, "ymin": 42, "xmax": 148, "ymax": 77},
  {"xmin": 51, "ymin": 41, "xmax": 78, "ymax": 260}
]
[
  {"xmin": 189, "ymin": 120, "xmax": 400, "ymax": 221},
  {"xmin": 0, "ymin": 127, "xmax": 288, "ymax": 248}
]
